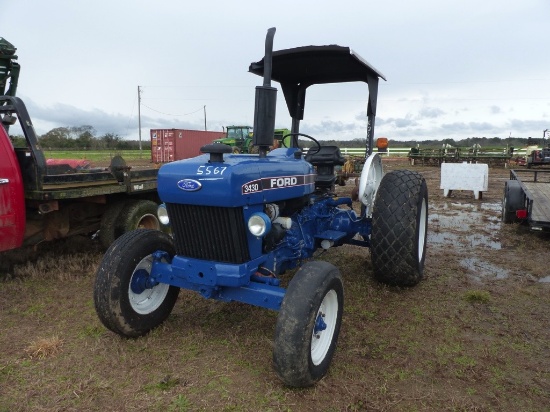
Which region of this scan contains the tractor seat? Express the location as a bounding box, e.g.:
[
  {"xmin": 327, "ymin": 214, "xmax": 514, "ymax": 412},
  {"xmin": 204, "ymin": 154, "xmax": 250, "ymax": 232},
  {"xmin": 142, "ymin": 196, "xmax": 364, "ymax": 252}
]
[
  {"xmin": 305, "ymin": 146, "xmax": 345, "ymax": 189},
  {"xmin": 305, "ymin": 145, "xmax": 345, "ymax": 166}
]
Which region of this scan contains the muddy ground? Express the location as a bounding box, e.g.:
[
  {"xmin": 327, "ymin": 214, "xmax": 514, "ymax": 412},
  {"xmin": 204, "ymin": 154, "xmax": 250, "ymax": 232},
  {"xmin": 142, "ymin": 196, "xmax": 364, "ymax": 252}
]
[{"xmin": 1, "ymin": 158, "xmax": 549, "ymax": 411}]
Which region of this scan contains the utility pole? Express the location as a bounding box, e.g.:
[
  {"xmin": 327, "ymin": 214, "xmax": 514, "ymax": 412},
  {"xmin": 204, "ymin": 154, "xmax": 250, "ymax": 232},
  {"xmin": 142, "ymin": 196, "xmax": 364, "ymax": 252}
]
[
  {"xmin": 137, "ymin": 85, "xmax": 142, "ymax": 151},
  {"xmin": 204, "ymin": 105, "xmax": 207, "ymax": 131}
]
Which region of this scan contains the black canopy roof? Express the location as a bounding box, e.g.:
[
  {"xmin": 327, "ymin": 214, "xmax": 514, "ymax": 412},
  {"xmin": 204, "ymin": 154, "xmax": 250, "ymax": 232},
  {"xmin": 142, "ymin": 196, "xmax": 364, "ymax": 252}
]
[
  {"xmin": 249, "ymin": 45, "xmax": 385, "ymax": 121},
  {"xmin": 249, "ymin": 45, "xmax": 386, "ymax": 85}
]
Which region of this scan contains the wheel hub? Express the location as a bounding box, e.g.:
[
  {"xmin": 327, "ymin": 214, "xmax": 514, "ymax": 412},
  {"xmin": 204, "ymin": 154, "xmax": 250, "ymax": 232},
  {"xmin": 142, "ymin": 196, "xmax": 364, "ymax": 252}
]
[
  {"xmin": 314, "ymin": 312, "xmax": 327, "ymax": 337},
  {"xmin": 130, "ymin": 269, "xmax": 151, "ymax": 294}
]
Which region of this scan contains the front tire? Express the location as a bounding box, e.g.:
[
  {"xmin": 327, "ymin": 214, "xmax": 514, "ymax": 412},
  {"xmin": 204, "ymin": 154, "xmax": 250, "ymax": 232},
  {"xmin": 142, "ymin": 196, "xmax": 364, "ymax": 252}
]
[
  {"xmin": 371, "ymin": 170, "xmax": 428, "ymax": 286},
  {"xmin": 94, "ymin": 229, "xmax": 180, "ymax": 337},
  {"xmin": 273, "ymin": 261, "xmax": 343, "ymax": 387}
]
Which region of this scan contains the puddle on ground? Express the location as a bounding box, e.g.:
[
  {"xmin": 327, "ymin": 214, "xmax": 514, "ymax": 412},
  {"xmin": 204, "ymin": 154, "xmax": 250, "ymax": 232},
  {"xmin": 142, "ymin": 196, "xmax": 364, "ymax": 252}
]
[
  {"xmin": 460, "ymin": 257, "xmax": 510, "ymax": 281},
  {"xmin": 428, "ymin": 202, "xmax": 502, "ymax": 249},
  {"xmin": 539, "ymin": 276, "xmax": 550, "ymax": 283}
]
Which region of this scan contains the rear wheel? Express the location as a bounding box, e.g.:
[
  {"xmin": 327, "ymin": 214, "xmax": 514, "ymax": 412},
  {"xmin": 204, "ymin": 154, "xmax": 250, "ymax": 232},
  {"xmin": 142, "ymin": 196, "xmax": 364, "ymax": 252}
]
[
  {"xmin": 273, "ymin": 261, "xmax": 343, "ymax": 387},
  {"xmin": 115, "ymin": 200, "xmax": 160, "ymax": 239},
  {"xmin": 94, "ymin": 229, "xmax": 179, "ymax": 337},
  {"xmin": 502, "ymin": 180, "xmax": 524, "ymax": 223},
  {"xmin": 99, "ymin": 201, "xmax": 126, "ymax": 248},
  {"xmin": 371, "ymin": 170, "xmax": 428, "ymax": 286}
]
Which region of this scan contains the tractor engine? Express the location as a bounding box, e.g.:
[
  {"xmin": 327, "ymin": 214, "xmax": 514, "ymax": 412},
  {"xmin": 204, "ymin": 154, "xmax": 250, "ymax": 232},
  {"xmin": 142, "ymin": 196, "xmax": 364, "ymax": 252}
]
[{"xmin": 157, "ymin": 144, "xmax": 370, "ymax": 282}]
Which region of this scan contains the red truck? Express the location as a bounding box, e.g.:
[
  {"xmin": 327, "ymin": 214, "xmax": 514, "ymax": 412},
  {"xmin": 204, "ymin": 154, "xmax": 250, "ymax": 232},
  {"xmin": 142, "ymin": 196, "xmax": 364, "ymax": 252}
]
[{"xmin": 0, "ymin": 96, "xmax": 163, "ymax": 253}]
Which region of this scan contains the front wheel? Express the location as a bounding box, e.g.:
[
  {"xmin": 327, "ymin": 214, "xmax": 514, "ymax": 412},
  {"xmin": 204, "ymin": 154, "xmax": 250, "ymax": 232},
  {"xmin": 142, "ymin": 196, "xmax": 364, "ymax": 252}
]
[
  {"xmin": 371, "ymin": 170, "xmax": 428, "ymax": 286},
  {"xmin": 94, "ymin": 229, "xmax": 180, "ymax": 337},
  {"xmin": 273, "ymin": 261, "xmax": 343, "ymax": 387}
]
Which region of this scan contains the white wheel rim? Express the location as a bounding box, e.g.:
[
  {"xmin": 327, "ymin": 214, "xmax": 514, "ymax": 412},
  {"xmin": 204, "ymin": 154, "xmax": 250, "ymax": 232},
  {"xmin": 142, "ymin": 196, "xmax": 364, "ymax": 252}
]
[
  {"xmin": 311, "ymin": 289, "xmax": 339, "ymax": 366},
  {"xmin": 358, "ymin": 153, "xmax": 383, "ymax": 217},
  {"xmin": 417, "ymin": 198, "xmax": 427, "ymax": 262},
  {"xmin": 128, "ymin": 255, "xmax": 170, "ymax": 315}
]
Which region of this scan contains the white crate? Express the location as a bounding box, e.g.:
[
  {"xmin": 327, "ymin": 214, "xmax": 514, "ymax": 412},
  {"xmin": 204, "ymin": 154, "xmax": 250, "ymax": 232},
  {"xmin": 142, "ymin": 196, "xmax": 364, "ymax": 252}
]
[{"xmin": 440, "ymin": 162, "xmax": 488, "ymax": 200}]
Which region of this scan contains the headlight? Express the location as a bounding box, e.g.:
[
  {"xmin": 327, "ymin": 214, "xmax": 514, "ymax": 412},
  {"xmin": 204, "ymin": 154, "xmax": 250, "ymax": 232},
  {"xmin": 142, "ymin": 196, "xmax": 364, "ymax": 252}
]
[
  {"xmin": 157, "ymin": 203, "xmax": 170, "ymax": 225},
  {"xmin": 247, "ymin": 212, "xmax": 271, "ymax": 237}
]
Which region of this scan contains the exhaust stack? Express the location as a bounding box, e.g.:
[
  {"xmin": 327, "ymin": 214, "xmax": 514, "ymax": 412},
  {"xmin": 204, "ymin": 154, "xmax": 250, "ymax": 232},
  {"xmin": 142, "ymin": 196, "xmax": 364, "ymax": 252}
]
[{"xmin": 252, "ymin": 27, "xmax": 277, "ymax": 158}]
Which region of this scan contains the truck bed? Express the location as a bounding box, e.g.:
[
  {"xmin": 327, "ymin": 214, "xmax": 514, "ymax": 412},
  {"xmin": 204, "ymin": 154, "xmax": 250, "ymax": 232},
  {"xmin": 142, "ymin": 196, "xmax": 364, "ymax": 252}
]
[
  {"xmin": 511, "ymin": 169, "xmax": 550, "ymax": 225},
  {"xmin": 29, "ymin": 167, "xmax": 159, "ymax": 200},
  {"xmin": 522, "ymin": 181, "xmax": 550, "ymax": 222}
]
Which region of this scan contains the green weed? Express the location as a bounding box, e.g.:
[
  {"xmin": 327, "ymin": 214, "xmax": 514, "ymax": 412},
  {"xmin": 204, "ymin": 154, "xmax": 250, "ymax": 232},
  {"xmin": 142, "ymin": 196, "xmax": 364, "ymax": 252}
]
[{"xmin": 464, "ymin": 290, "xmax": 491, "ymax": 304}]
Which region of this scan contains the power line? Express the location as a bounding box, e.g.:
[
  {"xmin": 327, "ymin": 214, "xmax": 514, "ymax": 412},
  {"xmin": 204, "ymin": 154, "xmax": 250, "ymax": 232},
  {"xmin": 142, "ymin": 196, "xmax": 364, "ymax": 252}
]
[{"xmin": 140, "ymin": 102, "xmax": 205, "ymax": 117}]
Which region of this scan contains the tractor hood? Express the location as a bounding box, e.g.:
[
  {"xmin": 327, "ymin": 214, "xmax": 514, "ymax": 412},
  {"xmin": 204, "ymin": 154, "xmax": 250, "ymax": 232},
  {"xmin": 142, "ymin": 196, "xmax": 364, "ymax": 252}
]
[{"xmin": 158, "ymin": 148, "xmax": 315, "ymax": 207}]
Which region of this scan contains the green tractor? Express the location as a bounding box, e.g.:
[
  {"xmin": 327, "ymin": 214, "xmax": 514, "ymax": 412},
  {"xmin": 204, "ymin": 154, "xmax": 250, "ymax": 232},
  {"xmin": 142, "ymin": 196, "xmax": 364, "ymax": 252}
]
[
  {"xmin": 213, "ymin": 125, "xmax": 255, "ymax": 154},
  {"xmin": 213, "ymin": 126, "xmax": 291, "ymax": 154}
]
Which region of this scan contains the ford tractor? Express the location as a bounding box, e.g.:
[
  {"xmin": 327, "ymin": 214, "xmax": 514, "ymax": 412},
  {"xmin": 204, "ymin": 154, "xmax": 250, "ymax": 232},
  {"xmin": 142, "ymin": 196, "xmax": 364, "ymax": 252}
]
[{"xmin": 94, "ymin": 28, "xmax": 428, "ymax": 387}]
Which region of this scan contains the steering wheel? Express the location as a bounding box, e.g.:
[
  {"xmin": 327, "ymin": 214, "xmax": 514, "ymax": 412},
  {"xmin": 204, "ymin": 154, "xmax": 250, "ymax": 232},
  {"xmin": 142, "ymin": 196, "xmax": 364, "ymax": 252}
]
[{"xmin": 281, "ymin": 132, "xmax": 321, "ymax": 155}]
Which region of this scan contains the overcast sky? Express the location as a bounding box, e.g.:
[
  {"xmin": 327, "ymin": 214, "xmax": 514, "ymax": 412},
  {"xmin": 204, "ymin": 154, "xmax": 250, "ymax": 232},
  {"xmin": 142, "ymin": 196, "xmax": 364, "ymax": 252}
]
[{"xmin": 2, "ymin": 0, "xmax": 550, "ymax": 143}]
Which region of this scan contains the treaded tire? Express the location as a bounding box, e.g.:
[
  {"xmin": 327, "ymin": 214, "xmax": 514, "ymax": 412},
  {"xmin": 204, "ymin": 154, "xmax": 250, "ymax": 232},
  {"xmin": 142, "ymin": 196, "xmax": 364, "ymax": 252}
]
[
  {"xmin": 273, "ymin": 261, "xmax": 343, "ymax": 387},
  {"xmin": 99, "ymin": 201, "xmax": 126, "ymax": 249},
  {"xmin": 502, "ymin": 180, "xmax": 524, "ymax": 223},
  {"xmin": 371, "ymin": 170, "xmax": 428, "ymax": 287},
  {"xmin": 115, "ymin": 200, "xmax": 160, "ymax": 239},
  {"xmin": 94, "ymin": 229, "xmax": 179, "ymax": 337}
]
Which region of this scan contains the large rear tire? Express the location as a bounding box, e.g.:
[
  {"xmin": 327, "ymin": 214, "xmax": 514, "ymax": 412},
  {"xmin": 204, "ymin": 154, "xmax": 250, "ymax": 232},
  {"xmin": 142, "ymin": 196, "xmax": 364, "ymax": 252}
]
[
  {"xmin": 273, "ymin": 261, "xmax": 343, "ymax": 387},
  {"xmin": 371, "ymin": 170, "xmax": 428, "ymax": 287},
  {"xmin": 99, "ymin": 201, "xmax": 126, "ymax": 249},
  {"xmin": 94, "ymin": 229, "xmax": 179, "ymax": 337}
]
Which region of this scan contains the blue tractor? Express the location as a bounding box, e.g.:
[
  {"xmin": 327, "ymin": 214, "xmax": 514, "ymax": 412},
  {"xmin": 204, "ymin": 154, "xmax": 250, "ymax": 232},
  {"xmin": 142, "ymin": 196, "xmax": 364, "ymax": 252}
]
[{"xmin": 94, "ymin": 28, "xmax": 428, "ymax": 387}]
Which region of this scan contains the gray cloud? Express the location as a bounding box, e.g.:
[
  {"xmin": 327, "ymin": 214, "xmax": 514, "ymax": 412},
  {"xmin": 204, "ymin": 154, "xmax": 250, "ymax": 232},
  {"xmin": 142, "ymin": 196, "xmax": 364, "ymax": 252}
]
[
  {"xmin": 418, "ymin": 107, "xmax": 445, "ymax": 118},
  {"xmin": 24, "ymin": 99, "xmax": 200, "ymax": 138},
  {"xmin": 490, "ymin": 105, "xmax": 501, "ymax": 114}
]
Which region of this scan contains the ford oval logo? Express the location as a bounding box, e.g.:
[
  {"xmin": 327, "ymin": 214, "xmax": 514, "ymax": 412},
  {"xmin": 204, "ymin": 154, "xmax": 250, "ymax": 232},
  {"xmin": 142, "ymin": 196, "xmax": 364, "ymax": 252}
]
[{"xmin": 177, "ymin": 179, "xmax": 202, "ymax": 191}]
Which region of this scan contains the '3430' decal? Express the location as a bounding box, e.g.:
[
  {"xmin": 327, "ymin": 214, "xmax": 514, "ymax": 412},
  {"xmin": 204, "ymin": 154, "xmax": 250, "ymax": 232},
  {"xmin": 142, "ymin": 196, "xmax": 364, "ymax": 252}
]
[{"xmin": 242, "ymin": 174, "xmax": 315, "ymax": 194}]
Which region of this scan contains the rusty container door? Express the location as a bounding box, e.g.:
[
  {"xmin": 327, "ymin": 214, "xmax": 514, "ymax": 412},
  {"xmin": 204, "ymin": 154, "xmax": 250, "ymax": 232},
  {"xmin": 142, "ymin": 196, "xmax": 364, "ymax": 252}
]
[{"xmin": 151, "ymin": 129, "xmax": 176, "ymax": 163}]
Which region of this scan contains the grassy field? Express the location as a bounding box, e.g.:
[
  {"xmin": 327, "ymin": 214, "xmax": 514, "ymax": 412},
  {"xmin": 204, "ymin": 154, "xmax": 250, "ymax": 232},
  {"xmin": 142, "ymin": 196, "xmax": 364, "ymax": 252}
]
[
  {"xmin": 42, "ymin": 149, "xmax": 151, "ymax": 162},
  {"xmin": 1, "ymin": 159, "xmax": 549, "ymax": 411}
]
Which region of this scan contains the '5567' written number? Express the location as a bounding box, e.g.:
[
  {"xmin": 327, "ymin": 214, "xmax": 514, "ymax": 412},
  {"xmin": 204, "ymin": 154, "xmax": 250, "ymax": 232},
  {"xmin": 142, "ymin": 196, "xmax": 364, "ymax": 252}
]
[{"xmin": 196, "ymin": 166, "xmax": 227, "ymax": 175}]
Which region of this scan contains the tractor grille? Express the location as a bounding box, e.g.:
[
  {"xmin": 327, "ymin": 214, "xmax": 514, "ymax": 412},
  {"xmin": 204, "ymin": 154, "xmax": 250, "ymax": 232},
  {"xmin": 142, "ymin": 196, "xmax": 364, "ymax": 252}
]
[{"xmin": 166, "ymin": 203, "xmax": 250, "ymax": 264}]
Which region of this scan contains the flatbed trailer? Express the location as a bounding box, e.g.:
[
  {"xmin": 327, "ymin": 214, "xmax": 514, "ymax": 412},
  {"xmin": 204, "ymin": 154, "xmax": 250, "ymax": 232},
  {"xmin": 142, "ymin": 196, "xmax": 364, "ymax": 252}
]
[
  {"xmin": 0, "ymin": 96, "xmax": 163, "ymax": 253},
  {"xmin": 502, "ymin": 168, "xmax": 550, "ymax": 230}
]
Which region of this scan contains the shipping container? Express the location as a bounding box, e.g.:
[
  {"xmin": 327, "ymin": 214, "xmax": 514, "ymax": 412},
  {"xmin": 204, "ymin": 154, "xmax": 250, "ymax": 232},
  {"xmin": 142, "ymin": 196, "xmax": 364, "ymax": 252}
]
[{"xmin": 151, "ymin": 129, "xmax": 226, "ymax": 163}]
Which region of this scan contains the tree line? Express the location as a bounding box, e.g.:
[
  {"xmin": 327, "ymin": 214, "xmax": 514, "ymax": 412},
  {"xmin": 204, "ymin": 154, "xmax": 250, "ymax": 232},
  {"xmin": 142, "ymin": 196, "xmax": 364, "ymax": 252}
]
[
  {"xmin": 10, "ymin": 125, "xmax": 151, "ymax": 150},
  {"xmin": 11, "ymin": 125, "xmax": 540, "ymax": 151},
  {"xmin": 309, "ymin": 136, "xmax": 541, "ymax": 149}
]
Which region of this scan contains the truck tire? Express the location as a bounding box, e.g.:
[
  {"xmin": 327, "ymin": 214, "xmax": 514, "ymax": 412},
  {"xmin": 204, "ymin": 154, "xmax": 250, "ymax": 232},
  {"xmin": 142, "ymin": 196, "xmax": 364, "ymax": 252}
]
[
  {"xmin": 502, "ymin": 180, "xmax": 524, "ymax": 223},
  {"xmin": 115, "ymin": 200, "xmax": 160, "ymax": 238},
  {"xmin": 371, "ymin": 170, "xmax": 428, "ymax": 287},
  {"xmin": 94, "ymin": 229, "xmax": 180, "ymax": 337},
  {"xmin": 99, "ymin": 201, "xmax": 126, "ymax": 249},
  {"xmin": 273, "ymin": 261, "xmax": 343, "ymax": 387}
]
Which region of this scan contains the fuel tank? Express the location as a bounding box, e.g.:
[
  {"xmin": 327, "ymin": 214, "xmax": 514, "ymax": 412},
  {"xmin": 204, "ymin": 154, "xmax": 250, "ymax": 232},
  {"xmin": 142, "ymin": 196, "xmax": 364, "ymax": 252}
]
[{"xmin": 158, "ymin": 148, "xmax": 315, "ymax": 207}]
